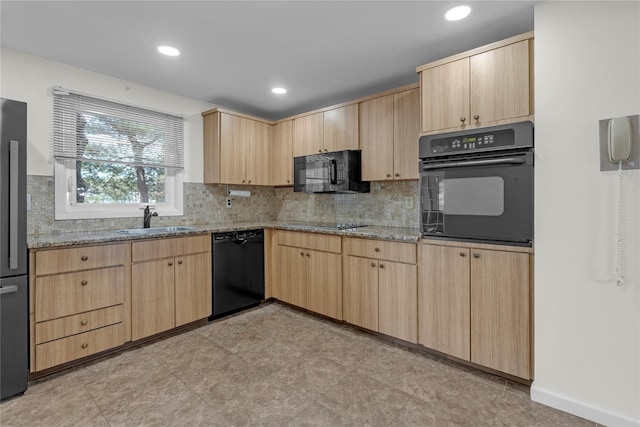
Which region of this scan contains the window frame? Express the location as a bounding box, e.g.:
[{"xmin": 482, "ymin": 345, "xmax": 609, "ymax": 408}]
[{"xmin": 53, "ymin": 89, "xmax": 184, "ymax": 220}]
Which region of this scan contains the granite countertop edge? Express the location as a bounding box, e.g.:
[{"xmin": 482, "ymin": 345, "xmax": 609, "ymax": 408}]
[{"xmin": 27, "ymin": 221, "xmax": 422, "ymax": 249}]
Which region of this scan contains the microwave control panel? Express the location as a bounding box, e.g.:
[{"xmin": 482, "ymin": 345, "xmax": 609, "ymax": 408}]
[{"xmin": 429, "ymin": 129, "xmax": 515, "ymax": 154}]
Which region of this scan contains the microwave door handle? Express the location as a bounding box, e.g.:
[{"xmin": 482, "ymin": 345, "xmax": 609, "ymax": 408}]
[
  {"xmin": 329, "ymin": 159, "xmax": 337, "ymax": 184},
  {"xmin": 422, "ymin": 157, "xmax": 526, "ymax": 170}
]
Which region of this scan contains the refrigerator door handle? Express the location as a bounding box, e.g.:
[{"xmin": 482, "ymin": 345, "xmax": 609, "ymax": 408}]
[
  {"xmin": 9, "ymin": 140, "xmax": 19, "ymax": 270},
  {"xmin": 0, "ymin": 285, "xmax": 18, "ymax": 295}
]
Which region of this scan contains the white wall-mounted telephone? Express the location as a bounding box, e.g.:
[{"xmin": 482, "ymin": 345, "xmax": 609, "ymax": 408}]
[{"xmin": 607, "ymin": 116, "xmax": 632, "ymax": 162}]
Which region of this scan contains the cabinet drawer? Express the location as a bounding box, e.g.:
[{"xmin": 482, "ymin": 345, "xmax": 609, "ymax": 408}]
[
  {"xmin": 35, "ymin": 244, "xmax": 126, "ymax": 276},
  {"xmin": 132, "ymin": 235, "xmax": 210, "ymax": 263},
  {"xmin": 35, "ymin": 305, "xmax": 124, "ymax": 344},
  {"xmin": 35, "ymin": 323, "xmax": 125, "ymax": 371},
  {"xmin": 35, "ymin": 266, "xmax": 125, "ymax": 322},
  {"xmin": 277, "ymin": 231, "xmax": 341, "ymax": 253},
  {"xmin": 344, "ymin": 238, "xmax": 416, "ymax": 264}
]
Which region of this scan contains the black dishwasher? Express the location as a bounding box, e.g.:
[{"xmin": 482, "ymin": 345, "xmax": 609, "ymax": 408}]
[{"xmin": 210, "ymin": 229, "xmax": 265, "ymax": 320}]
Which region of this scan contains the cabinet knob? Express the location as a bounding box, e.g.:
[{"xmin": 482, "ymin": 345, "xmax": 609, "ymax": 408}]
[
  {"xmin": 242, "ymin": 180, "xmax": 246, "ymax": 184},
  {"xmin": 81, "ymin": 280, "xmax": 88, "ymax": 286},
  {"xmin": 379, "ymin": 264, "xmax": 385, "ymax": 269},
  {"xmin": 473, "ymin": 253, "xmax": 480, "ymax": 258},
  {"xmin": 318, "ymin": 149, "xmax": 323, "ymax": 153},
  {"xmin": 394, "ymin": 173, "xmax": 400, "ymax": 177},
  {"xmin": 371, "ymin": 262, "xmax": 376, "ymax": 267},
  {"xmin": 300, "ymin": 252, "xmax": 304, "ymax": 256},
  {"xmin": 459, "ymin": 252, "xmax": 466, "ymax": 257},
  {"xmin": 460, "ymin": 116, "xmax": 466, "ymax": 123},
  {"xmin": 324, "ymin": 149, "xmax": 328, "ymax": 152},
  {"xmin": 81, "ymin": 256, "xmax": 88, "ymax": 261},
  {"xmin": 168, "ymin": 261, "xmax": 174, "ymax": 266},
  {"xmin": 80, "ymin": 320, "xmax": 88, "ymax": 326},
  {"xmin": 374, "ymin": 248, "xmax": 380, "ymax": 252},
  {"xmin": 473, "ymin": 115, "xmax": 480, "ymax": 120},
  {"xmin": 248, "ymin": 180, "xmax": 252, "ymax": 184},
  {"xmin": 386, "ymin": 173, "xmax": 391, "ymax": 178},
  {"xmin": 177, "ymin": 260, "xmax": 183, "ymax": 265},
  {"xmin": 287, "ymin": 180, "xmax": 290, "ymax": 183},
  {"xmin": 81, "ymin": 343, "xmax": 88, "ymax": 349},
  {"xmin": 306, "ymin": 253, "xmax": 310, "ymax": 257}
]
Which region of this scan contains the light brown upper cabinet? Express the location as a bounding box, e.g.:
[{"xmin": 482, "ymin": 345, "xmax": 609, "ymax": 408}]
[
  {"xmin": 418, "ymin": 32, "xmax": 534, "ymax": 134},
  {"xmin": 293, "ymin": 104, "xmax": 359, "ymax": 157},
  {"xmin": 360, "ymin": 87, "xmax": 420, "ymax": 181},
  {"xmin": 271, "ymin": 120, "xmax": 293, "ymax": 186},
  {"xmin": 202, "ymin": 109, "xmax": 273, "ymax": 186}
]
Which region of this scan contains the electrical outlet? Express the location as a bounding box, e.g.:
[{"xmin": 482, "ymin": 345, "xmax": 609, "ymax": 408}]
[
  {"xmin": 404, "ymin": 196, "xmax": 414, "ymax": 210},
  {"xmin": 226, "ymin": 198, "xmax": 232, "ymax": 208}
]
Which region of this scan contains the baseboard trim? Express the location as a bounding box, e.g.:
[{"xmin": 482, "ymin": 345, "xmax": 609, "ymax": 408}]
[{"xmin": 530, "ymin": 381, "xmax": 640, "ymax": 427}]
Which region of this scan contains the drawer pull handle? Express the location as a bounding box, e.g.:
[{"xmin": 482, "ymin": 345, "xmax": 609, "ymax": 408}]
[
  {"xmin": 168, "ymin": 262, "xmax": 174, "ymax": 266},
  {"xmin": 81, "ymin": 280, "xmax": 88, "ymax": 286},
  {"xmin": 177, "ymin": 260, "xmax": 183, "ymax": 265},
  {"xmin": 371, "ymin": 262, "xmax": 376, "ymax": 267},
  {"xmin": 81, "ymin": 256, "xmax": 88, "ymax": 261},
  {"xmin": 374, "ymin": 248, "xmax": 380, "ymax": 252},
  {"xmin": 80, "ymin": 320, "xmax": 88, "ymax": 326},
  {"xmin": 473, "ymin": 253, "xmax": 480, "ymax": 258},
  {"xmin": 81, "ymin": 343, "xmax": 88, "ymax": 349},
  {"xmin": 459, "ymin": 252, "xmax": 466, "ymax": 257},
  {"xmin": 379, "ymin": 264, "xmax": 385, "ymax": 269}
]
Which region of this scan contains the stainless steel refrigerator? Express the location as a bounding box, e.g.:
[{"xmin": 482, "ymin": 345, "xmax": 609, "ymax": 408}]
[{"xmin": 0, "ymin": 98, "xmax": 28, "ymax": 400}]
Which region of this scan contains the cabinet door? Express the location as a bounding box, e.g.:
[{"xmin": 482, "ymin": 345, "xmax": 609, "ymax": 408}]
[
  {"xmin": 306, "ymin": 250, "xmax": 342, "ymax": 320},
  {"xmin": 378, "ymin": 261, "xmax": 417, "ymax": 343},
  {"xmin": 323, "ymin": 104, "xmax": 359, "ymax": 153},
  {"xmin": 470, "ymin": 249, "xmax": 530, "ymax": 378},
  {"xmin": 132, "ymin": 258, "xmax": 175, "ymax": 340},
  {"xmin": 418, "ymin": 244, "xmax": 471, "ymax": 361},
  {"xmin": 277, "ymin": 245, "xmax": 307, "ymax": 308},
  {"xmin": 220, "ymin": 113, "xmax": 248, "ymax": 184},
  {"xmin": 293, "ymin": 113, "xmax": 323, "ymax": 157},
  {"xmin": 245, "ymin": 119, "xmax": 272, "ymax": 185},
  {"xmin": 393, "ymin": 88, "xmax": 420, "ymax": 180},
  {"xmin": 360, "ymin": 94, "xmax": 394, "ymax": 181},
  {"xmin": 175, "ymin": 252, "xmax": 211, "ymax": 327},
  {"xmin": 470, "ymin": 40, "xmax": 531, "ymax": 126},
  {"xmin": 271, "ymin": 120, "xmax": 293, "ymax": 186},
  {"xmin": 343, "ymin": 256, "xmax": 378, "ymax": 331},
  {"xmin": 420, "ymin": 58, "xmax": 470, "ymax": 132}
]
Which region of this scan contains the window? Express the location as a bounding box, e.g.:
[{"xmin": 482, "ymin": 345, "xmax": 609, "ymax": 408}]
[{"xmin": 53, "ymin": 88, "xmax": 184, "ymax": 219}]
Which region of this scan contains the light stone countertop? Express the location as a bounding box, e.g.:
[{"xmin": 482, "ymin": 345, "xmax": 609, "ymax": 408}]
[{"xmin": 27, "ymin": 221, "xmax": 422, "ymax": 249}]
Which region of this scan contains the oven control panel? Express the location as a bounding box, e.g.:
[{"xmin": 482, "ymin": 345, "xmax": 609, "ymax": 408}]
[{"xmin": 428, "ymin": 129, "xmax": 515, "ymax": 154}]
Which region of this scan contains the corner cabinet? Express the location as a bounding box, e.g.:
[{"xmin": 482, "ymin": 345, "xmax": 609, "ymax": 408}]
[
  {"xmin": 272, "ymin": 230, "xmax": 342, "ymax": 320},
  {"xmin": 131, "ymin": 235, "xmax": 211, "ymax": 340},
  {"xmin": 29, "ymin": 243, "xmax": 129, "ymax": 372},
  {"xmin": 202, "ymin": 109, "xmax": 273, "ymax": 186},
  {"xmin": 360, "ymin": 86, "xmax": 420, "ymax": 181},
  {"xmin": 343, "ymin": 238, "xmax": 418, "ymax": 343},
  {"xmin": 418, "ymin": 32, "xmax": 534, "ymax": 134},
  {"xmin": 293, "ymin": 104, "xmax": 359, "ymax": 157},
  {"xmin": 418, "ymin": 240, "xmax": 532, "ymax": 379}
]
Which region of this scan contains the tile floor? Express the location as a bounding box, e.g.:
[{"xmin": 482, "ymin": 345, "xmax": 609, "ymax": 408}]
[{"xmin": 1, "ymin": 302, "xmax": 596, "ymax": 426}]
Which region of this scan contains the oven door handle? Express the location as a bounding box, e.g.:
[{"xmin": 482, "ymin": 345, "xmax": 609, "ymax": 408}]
[{"xmin": 422, "ymin": 157, "xmax": 526, "ymax": 170}]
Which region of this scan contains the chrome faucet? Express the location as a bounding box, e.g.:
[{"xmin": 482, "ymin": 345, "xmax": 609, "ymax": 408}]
[{"xmin": 143, "ymin": 205, "xmax": 158, "ymax": 228}]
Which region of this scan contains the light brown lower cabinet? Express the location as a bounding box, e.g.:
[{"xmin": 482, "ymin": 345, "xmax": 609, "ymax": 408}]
[
  {"xmin": 418, "ymin": 241, "xmax": 532, "ymax": 379},
  {"xmin": 273, "ymin": 231, "xmax": 342, "ymax": 320},
  {"xmin": 343, "ymin": 238, "xmax": 418, "ymax": 343},
  {"xmin": 131, "ymin": 235, "xmax": 212, "ymax": 341}
]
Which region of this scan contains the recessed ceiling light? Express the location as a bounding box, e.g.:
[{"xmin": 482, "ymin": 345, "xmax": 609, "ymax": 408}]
[
  {"xmin": 158, "ymin": 45, "xmax": 180, "ymax": 56},
  {"xmin": 445, "ymin": 5, "xmax": 471, "ymax": 21},
  {"xmin": 272, "ymin": 87, "xmax": 287, "ymax": 95}
]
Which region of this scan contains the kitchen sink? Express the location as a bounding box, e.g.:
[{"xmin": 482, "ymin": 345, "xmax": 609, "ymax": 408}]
[{"xmin": 116, "ymin": 226, "xmax": 195, "ymax": 235}]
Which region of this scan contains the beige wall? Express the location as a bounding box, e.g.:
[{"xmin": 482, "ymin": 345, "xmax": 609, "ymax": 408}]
[
  {"xmin": 533, "ymin": 2, "xmax": 640, "ymax": 425},
  {"xmin": 0, "ymin": 47, "xmax": 215, "ymax": 183}
]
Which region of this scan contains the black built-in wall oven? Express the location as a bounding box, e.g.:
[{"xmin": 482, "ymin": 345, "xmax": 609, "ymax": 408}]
[{"xmin": 419, "ymin": 121, "xmax": 533, "ymax": 246}]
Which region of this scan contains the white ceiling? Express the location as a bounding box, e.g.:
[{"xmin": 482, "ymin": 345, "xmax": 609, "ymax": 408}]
[{"xmin": 0, "ymin": 1, "xmax": 536, "ymax": 120}]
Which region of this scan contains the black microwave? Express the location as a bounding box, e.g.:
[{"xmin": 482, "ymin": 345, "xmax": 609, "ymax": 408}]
[{"xmin": 293, "ymin": 150, "xmax": 370, "ymax": 194}]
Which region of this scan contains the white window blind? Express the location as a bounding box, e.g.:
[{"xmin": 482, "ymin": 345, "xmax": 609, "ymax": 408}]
[{"xmin": 53, "ymin": 88, "xmax": 184, "ymax": 169}]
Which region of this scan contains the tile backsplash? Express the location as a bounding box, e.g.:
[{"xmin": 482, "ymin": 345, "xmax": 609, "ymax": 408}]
[{"xmin": 27, "ymin": 175, "xmax": 419, "ymax": 234}]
